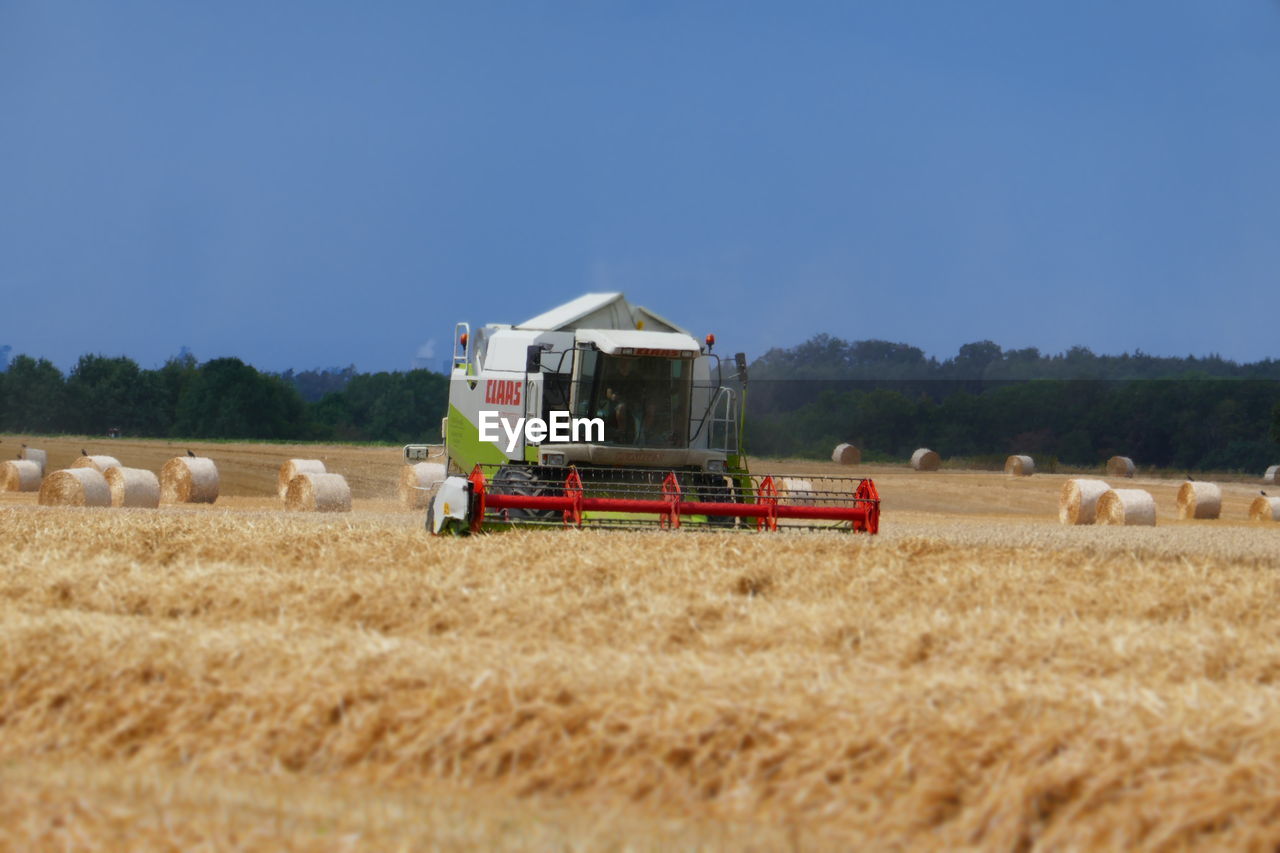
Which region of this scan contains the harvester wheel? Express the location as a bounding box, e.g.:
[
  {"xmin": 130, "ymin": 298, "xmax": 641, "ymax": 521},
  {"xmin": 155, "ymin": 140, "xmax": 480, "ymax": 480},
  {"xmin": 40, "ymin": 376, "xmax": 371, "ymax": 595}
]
[
  {"xmin": 695, "ymin": 473, "xmax": 737, "ymax": 528},
  {"xmin": 492, "ymin": 466, "xmax": 560, "ymax": 523}
]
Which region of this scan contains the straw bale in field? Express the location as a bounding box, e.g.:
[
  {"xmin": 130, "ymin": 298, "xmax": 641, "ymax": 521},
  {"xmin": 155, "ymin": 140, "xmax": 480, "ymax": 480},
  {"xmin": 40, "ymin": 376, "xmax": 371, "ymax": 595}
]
[
  {"xmin": 1249, "ymin": 496, "xmax": 1280, "ymax": 522},
  {"xmin": 400, "ymin": 462, "xmax": 445, "ymax": 508},
  {"xmin": 1096, "ymin": 488, "xmax": 1156, "ymax": 526},
  {"xmin": 71, "ymin": 455, "xmax": 121, "ymax": 474},
  {"xmin": 1059, "ymin": 478, "xmax": 1111, "ymax": 525},
  {"xmin": 160, "ymin": 457, "xmax": 219, "ymax": 504},
  {"xmin": 286, "ymin": 472, "xmax": 352, "ymax": 512},
  {"xmin": 278, "ymin": 459, "xmax": 326, "ymax": 499},
  {"xmin": 1004, "ymin": 455, "xmax": 1034, "ymax": 477},
  {"xmin": 1175, "ymin": 481, "xmax": 1221, "ymax": 520},
  {"xmin": 831, "ymin": 443, "xmax": 861, "ymax": 465},
  {"xmin": 20, "ymin": 447, "xmax": 47, "ymax": 475},
  {"xmin": 1265, "ymin": 465, "xmax": 1280, "ymax": 485},
  {"xmin": 104, "ymin": 466, "xmax": 160, "ymax": 509},
  {"xmin": 910, "ymin": 448, "xmax": 941, "ymax": 471},
  {"xmin": 1106, "ymin": 455, "xmax": 1135, "ymax": 478},
  {"xmin": 37, "ymin": 468, "xmax": 110, "ymax": 507},
  {"xmin": 1, "ymin": 460, "xmax": 42, "ymax": 492},
  {"xmin": 781, "ymin": 478, "xmax": 815, "ymax": 500}
]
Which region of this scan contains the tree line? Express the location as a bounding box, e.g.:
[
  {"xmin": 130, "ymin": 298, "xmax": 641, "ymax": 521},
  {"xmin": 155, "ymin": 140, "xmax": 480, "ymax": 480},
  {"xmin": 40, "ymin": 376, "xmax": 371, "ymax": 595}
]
[
  {"xmin": 751, "ymin": 335, "xmax": 1280, "ymax": 383},
  {"xmin": 746, "ymin": 336, "xmax": 1280, "ymax": 472},
  {"xmin": 746, "ymin": 380, "xmax": 1280, "ymax": 472},
  {"xmin": 0, "ymin": 354, "xmax": 447, "ymax": 444},
  {"xmin": 1, "ymin": 340, "xmax": 1277, "ymax": 471}
]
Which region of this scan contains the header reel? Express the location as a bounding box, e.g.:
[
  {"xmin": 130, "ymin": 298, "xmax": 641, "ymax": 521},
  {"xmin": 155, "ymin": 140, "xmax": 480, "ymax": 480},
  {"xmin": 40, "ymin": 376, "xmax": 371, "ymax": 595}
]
[{"xmin": 429, "ymin": 464, "xmax": 879, "ymax": 535}]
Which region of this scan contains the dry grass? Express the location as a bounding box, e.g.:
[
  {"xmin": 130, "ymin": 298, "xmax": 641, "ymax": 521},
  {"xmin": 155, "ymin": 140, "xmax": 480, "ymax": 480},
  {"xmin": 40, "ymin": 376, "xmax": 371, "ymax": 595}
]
[
  {"xmin": 2, "ymin": 435, "xmax": 1280, "ymax": 848},
  {"xmin": 0, "ymin": 761, "xmax": 779, "ymax": 851}
]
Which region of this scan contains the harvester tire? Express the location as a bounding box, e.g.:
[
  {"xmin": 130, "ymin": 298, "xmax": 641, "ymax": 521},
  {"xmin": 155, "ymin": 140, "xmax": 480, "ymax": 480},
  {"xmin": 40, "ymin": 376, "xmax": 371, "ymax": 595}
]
[
  {"xmin": 492, "ymin": 466, "xmax": 560, "ymax": 523},
  {"xmin": 694, "ymin": 473, "xmax": 737, "ymax": 528}
]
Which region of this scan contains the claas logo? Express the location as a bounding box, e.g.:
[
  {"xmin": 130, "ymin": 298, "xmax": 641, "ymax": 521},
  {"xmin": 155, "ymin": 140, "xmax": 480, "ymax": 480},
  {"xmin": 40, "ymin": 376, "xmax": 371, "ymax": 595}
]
[{"xmin": 484, "ymin": 379, "xmax": 522, "ymax": 406}]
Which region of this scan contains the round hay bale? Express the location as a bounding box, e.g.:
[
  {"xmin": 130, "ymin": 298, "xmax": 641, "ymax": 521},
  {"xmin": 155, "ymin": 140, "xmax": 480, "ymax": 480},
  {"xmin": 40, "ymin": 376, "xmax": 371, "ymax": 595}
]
[
  {"xmin": 160, "ymin": 457, "xmax": 219, "ymax": 504},
  {"xmin": 831, "ymin": 443, "xmax": 861, "ymax": 465},
  {"xmin": 20, "ymin": 447, "xmax": 47, "ymax": 475},
  {"xmin": 1, "ymin": 460, "xmax": 42, "ymax": 492},
  {"xmin": 1059, "ymin": 478, "xmax": 1111, "ymax": 525},
  {"xmin": 286, "ymin": 472, "xmax": 352, "ymax": 513},
  {"xmin": 1265, "ymin": 465, "xmax": 1280, "ymax": 485},
  {"xmin": 278, "ymin": 458, "xmax": 327, "ymax": 499},
  {"xmin": 1096, "ymin": 488, "xmax": 1157, "ymax": 527},
  {"xmin": 1004, "ymin": 455, "xmax": 1035, "ymax": 477},
  {"xmin": 104, "ymin": 466, "xmax": 160, "ymax": 509},
  {"xmin": 1105, "ymin": 456, "xmax": 1135, "ymax": 478},
  {"xmin": 781, "ymin": 477, "xmax": 815, "ymax": 501},
  {"xmin": 1249, "ymin": 496, "xmax": 1280, "ymax": 522},
  {"xmin": 910, "ymin": 448, "xmax": 941, "ymax": 471},
  {"xmin": 399, "ymin": 462, "xmax": 446, "ymax": 509},
  {"xmin": 1175, "ymin": 481, "xmax": 1221, "ymax": 520},
  {"xmin": 38, "ymin": 468, "xmax": 110, "ymax": 507},
  {"xmin": 71, "ymin": 455, "xmax": 121, "ymax": 474}
]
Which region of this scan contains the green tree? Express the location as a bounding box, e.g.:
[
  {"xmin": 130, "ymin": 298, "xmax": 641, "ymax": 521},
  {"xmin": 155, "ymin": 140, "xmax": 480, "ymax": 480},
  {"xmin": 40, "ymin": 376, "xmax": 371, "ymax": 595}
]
[
  {"xmin": 65, "ymin": 355, "xmax": 144, "ymax": 435},
  {"xmin": 174, "ymin": 358, "xmax": 307, "ymax": 439},
  {"xmin": 311, "ymin": 370, "xmax": 447, "ymax": 443},
  {"xmin": 148, "ymin": 353, "xmax": 199, "ymax": 436},
  {"xmin": 950, "ymin": 341, "xmax": 1003, "ymax": 379},
  {"xmin": 1, "ymin": 355, "xmax": 66, "ymax": 432}
]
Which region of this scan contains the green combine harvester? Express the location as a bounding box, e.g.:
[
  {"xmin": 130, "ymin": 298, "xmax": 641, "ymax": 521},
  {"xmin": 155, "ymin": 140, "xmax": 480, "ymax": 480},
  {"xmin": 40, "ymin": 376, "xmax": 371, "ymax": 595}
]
[{"xmin": 406, "ymin": 293, "xmax": 878, "ymax": 535}]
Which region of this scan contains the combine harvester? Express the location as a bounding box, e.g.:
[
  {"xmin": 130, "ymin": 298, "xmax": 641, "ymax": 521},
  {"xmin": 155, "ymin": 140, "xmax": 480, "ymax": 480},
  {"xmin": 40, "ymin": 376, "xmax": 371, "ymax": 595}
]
[{"xmin": 410, "ymin": 293, "xmax": 879, "ymax": 535}]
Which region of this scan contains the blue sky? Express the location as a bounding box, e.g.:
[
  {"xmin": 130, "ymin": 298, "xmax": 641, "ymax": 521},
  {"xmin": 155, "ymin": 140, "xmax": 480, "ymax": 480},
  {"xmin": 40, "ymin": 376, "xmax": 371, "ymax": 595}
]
[{"xmin": 3, "ymin": 2, "xmax": 1278, "ymax": 373}]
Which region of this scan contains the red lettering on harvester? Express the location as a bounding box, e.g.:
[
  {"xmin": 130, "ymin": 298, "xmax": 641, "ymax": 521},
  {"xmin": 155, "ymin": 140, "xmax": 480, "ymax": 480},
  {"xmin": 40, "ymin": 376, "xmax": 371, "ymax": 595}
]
[{"xmin": 485, "ymin": 380, "xmax": 523, "ymax": 407}]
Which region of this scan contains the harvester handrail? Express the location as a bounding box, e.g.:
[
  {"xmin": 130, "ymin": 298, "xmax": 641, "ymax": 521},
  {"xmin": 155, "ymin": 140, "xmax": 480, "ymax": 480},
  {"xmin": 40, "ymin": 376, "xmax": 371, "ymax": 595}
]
[
  {"xmin": 701, "ymin": 385, "xmax": 738, "ymax": 453},
  {"xmin": 452, "ymin": 322, "xmax": 471, "ymax": 369}
]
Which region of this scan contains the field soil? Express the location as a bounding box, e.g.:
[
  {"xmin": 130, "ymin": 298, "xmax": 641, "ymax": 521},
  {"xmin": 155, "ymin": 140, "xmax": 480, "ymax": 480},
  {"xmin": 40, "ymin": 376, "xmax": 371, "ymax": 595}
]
[{"xmin": 2, "ymin": 435, "xmax": 1279, "ymax": 848}]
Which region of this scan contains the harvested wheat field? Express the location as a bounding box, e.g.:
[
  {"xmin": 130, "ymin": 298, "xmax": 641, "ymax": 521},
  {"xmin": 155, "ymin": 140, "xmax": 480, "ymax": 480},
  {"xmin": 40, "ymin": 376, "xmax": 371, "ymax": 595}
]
[
  {"xmin": 2, "ymin": 436, "xmax": 1280, "ymax": 848},
  {"xmin": 0, "ymin": 435, "xmax": 410, "ymax": 512}
]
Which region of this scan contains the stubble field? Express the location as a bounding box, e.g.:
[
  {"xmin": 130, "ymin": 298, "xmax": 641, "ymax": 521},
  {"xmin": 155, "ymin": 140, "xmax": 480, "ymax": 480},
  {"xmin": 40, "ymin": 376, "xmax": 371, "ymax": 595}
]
[{"xmin": 2, "ymin": 435, "xmax": 1279, "ymax": 849}]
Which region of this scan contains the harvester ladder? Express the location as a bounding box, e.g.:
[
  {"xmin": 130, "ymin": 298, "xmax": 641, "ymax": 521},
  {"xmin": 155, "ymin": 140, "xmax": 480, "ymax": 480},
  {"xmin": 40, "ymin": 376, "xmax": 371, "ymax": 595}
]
[{"xmin": 707, "ymin": 387, "xmax": 738, "ymax": 453}]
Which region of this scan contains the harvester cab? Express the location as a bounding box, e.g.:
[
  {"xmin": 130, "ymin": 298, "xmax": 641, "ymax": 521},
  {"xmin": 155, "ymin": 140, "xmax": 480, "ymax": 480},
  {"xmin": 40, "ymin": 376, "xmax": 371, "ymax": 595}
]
[{"xmin": 414, "ymin": 293, "xmax": 879, "ymax": 535}]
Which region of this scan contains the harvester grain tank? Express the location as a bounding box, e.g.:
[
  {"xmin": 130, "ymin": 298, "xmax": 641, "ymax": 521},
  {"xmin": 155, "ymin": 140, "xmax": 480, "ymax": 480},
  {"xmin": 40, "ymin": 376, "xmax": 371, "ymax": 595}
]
[{"xmin": 411, "ymin": 293, "xmax": 879, "ymax": 534}]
